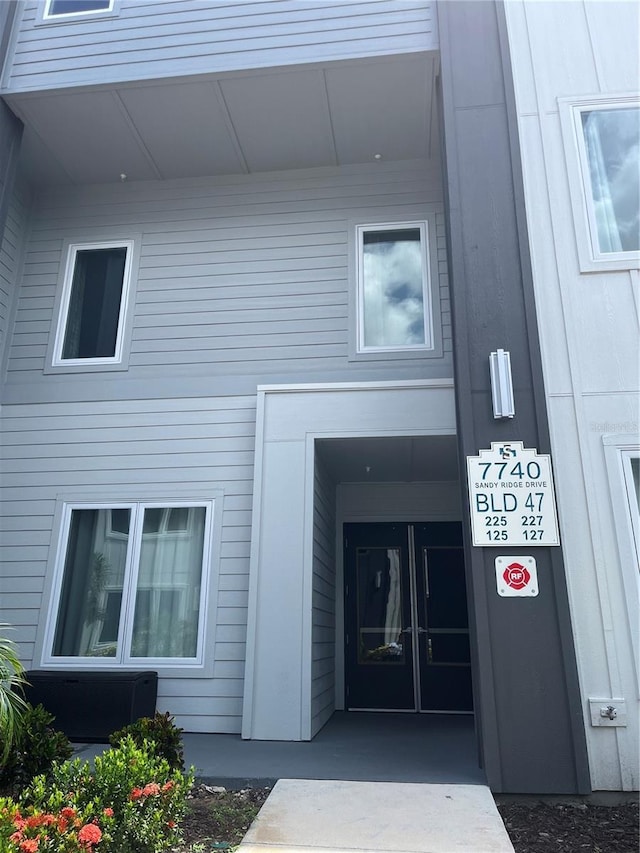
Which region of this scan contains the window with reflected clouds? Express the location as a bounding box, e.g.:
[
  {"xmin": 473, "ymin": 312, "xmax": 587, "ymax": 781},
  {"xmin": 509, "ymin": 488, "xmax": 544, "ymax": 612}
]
[
  {"xmin": 358, "ymin": 224, "xmax": 430, "ymax": 351},
  {"xmin": 581, "ymin": 107, "xmax": 639, "ymax": 255}
]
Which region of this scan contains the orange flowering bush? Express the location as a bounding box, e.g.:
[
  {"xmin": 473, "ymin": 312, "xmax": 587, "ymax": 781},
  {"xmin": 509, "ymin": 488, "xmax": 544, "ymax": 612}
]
[
  {"xmin": 0, "ymin": 736, "xmax": 193, "ymax": 853},
  {"xmin": 0, "ymin": 799, "xmax": 112, "ymax": 851}
]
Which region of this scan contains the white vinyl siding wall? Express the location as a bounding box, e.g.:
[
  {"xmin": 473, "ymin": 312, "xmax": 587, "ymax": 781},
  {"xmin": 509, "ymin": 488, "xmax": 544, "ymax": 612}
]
[
  {"xmin": 504, "ymin": 0, "xmax": 640, "ymax": 791},
  {"xmin": 0, "ymin": 395, "xmax": 254, "ymax": 733},
  {"xmin": 311, "ymin": 452, "xmax": 336, "ymax": 736},
  {"xmin": 4, "ymin": 1, "xmax": 438, "ymax": 92},
  {"xmin": 5, "ymin": 161, "xmax": 451, "ymax": 397}
]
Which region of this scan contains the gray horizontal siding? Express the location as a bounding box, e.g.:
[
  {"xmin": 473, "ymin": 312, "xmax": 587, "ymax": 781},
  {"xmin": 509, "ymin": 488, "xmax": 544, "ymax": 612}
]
[
  {"xmin": 0, "ymin": 394, "xmax": 255, "ymax": 734},
  {"xmin": 5, "ymin": 1, "xmax": 438, "ymax": 92},
  {"xmin": 6, "ymin": 160, "xmax": 452, "ymax": 400}
]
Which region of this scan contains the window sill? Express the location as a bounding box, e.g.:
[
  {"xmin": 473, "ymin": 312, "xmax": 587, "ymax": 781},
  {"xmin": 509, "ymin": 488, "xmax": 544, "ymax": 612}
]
[
  {"xmin": 44, "ymin": 359, "xmax": 130, "ymax": 375},
  {"xmin": 577, "ymin": 253, "xmax": 640, "ymax": 274},
  {"xmin": 39, "ymin": 660, "xmax": 214, "ymax": 679},
  {"xmin": 348, "ymin": 345, "xmax": 443, "ymax": 363}
]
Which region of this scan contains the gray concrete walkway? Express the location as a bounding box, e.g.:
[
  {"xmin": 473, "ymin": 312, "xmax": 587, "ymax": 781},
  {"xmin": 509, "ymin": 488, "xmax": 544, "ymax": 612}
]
[
  {"xmin": 239, "ymin": 779, "xmax": 515, "ymax": 853},
  {"xmin": 74, "ymin": 714, "xmax": 514, "ymax": 851},
  {"xmin": 74, "ymin": 712, "xmax": 485, "ymax": 787},
  {"xmin": 182, "ymin": 712, "xmax": 485, "ymax": 788}
]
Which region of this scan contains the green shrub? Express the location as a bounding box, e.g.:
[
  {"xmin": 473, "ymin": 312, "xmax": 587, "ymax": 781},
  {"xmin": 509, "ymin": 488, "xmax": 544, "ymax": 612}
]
[
  {"xmin": 109, "ymin": 711, "xmax": 184, "ymax": 772},
  {"xmin": 17, "ymin": 735, "xmax": 193, "ymax": 853},
  {"xmin": 0, "ymin": 703, "xmax": 73, "ymax": 795}
]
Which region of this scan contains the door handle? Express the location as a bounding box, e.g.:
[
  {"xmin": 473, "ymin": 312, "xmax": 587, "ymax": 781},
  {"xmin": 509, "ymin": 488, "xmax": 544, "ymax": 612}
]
[
  {"xmin": 400, "ymin": 626, "xmax": 413, "ymax": 634},
  {"xmin": 427, "ymin": 638, "xmax": 433, "ymax": 663},
  {"xmin": 417, "ymin": 627, "xmax": 428, "ymax": 635}
]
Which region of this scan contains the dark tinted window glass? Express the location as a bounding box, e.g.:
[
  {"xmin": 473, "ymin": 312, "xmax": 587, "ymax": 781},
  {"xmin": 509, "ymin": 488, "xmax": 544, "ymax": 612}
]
[
  {"xmin": 53, "ymin": 508, "xmax": 129, "ymax": 657},
  {"xmin": 48, "ymin": 0, "xmax": 111, "ymax": 15},
  {"xmin": 62, "ymin": 247, "xmax": 127, "ymax": 360}
]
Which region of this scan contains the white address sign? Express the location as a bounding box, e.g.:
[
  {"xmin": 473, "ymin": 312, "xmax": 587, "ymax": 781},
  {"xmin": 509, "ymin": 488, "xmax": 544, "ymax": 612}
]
[{"xmin": 467, "ymin": 441, "xmax": 560, "ymax": 546}]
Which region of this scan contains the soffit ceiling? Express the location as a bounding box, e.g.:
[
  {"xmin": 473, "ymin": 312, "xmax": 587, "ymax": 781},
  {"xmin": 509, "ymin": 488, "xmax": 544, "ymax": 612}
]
[
  {"xmin": 316, "ymin": 435, "xmax": 459, "ymax": 485},
  {"xmin": 5, "ymin": 52, "xmax": 440, "ymax": 187}
]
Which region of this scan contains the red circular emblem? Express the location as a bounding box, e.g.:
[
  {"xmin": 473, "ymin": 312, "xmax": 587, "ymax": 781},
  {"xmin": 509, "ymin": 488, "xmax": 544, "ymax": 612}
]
[{"xmin": 503, "ymin": 562, "xmax": 531, "ymax": 590}]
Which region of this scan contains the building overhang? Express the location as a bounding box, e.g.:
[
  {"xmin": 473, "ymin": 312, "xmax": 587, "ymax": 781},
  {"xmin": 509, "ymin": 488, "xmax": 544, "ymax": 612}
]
[{"xmin": 3, "ymin": 52, "xmax": 440, "ymax": 188}]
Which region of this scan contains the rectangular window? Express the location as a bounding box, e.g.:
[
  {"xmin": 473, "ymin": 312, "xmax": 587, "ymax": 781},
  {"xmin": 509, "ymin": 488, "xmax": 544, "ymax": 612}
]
[
  {"xmin": 580, "ymin": 106, "xmax": 639, "ymax": 255},
  {"xmin": 53, "ymin": 241, "xmax": 133, "ymax": 367},
  {"xmin": 621, "ymin": 452, "xmax": 640, "ymax": 568},
  {"xmin": 356, "ymin": 222, "xmax": 432, "ymax": 353},
  {"xmin": 603, "ymin": 436, "xmax": 640, "ymax": 683},
  {"xmin": 44, "ymin": 0, "xmax": 113, "ymax": 18},
  {"xmin": 563, "ymin": 97, "xmax": 640, "ymax": 271},
  {"xmin": 46, "ymin": 502, "xmax": 213, "ymax": 666}
]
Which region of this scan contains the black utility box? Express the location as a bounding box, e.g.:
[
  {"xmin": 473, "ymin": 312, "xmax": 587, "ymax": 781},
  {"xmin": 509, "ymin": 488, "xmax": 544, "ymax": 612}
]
[{"xmin": 24, "ymin": 670, "xmax": 158, "ymax": 742}]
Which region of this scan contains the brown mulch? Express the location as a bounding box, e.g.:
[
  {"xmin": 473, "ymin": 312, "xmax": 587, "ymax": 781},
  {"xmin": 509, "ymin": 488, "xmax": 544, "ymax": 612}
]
[
  {"xmin": 497, "ymin": 800, "xmax": 639, "ymax": 853},
  {"xmin": 174, "ymin": 786, "xmax": 639, "ymax": 852},
  {"xmin": 176, "ymin": 784, "xmax": 271, "ymax": 850}
]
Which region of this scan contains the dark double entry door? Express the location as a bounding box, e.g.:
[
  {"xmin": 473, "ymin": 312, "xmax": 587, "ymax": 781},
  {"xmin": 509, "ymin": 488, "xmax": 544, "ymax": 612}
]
[{"xmin": 344, "ymin": 522, "xmax": 473, "ymax": 713}]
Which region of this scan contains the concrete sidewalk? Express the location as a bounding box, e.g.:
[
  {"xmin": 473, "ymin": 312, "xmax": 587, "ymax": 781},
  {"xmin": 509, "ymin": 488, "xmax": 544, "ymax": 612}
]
[{"xmin": 239, "ymin": 779, "xmax": 515, "ymax": 853}]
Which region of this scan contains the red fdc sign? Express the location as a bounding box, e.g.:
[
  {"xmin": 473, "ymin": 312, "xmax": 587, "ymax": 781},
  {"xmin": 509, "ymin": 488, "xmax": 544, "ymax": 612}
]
[
  {"xmin": 495, "ymin": 556, "xmax": 539, "ymax": 597},
  {"xmin": 503, "ymin": 562, "xmax": 531, "ymax": 590}
]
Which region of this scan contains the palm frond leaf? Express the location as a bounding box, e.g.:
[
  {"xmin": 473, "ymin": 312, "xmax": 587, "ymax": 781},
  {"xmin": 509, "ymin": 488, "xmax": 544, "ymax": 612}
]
[{"xmin": 0, "ymin": 625, "xmax": 29, "ymax": 765}]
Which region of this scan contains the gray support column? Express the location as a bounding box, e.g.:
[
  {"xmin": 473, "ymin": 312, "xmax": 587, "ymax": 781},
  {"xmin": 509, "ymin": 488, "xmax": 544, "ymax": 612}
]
[
  {"xmin": 0, "ymin": 0, "xmax": 22, "ymax": 242},
  {"xmin": 438, "ymin": 0, "xmax": 590, "ymax": 793},
  {"xmin": 0, "ymin": 1, "xmax": 23, "ymax": 374},
  {"xmin": 0, "ymin": 100, "xmax": 22, "ymax": 234}
]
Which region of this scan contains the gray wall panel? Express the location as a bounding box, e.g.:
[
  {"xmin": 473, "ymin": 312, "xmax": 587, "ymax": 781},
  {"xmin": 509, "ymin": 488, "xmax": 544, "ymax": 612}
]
[
  {"xmin": 5, "ymin": 1, "xmax": 437, "ymax": 92},
  {"xmin": 311, "ymin": 452, "xmax": 336, "ymax": 736},
  {"xmin": 5, "ymin": 161, "xmax": 453, "ymax": 402},
  {"xmin": 0, "ymin": 394, "xmax": 255, "ymax": 733}
]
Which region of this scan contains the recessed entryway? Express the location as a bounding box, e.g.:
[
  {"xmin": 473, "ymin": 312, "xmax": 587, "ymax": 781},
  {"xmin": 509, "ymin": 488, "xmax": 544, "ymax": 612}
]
[{"xmin": 242, "ymin": 380, "xmax": 459, "ymax": 741}]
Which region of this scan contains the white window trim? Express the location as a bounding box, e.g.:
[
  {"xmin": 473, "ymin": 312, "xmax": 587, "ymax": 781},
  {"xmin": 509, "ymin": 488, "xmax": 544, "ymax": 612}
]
[
  {"xmin": 603, "ymin": 435, "xmax": 640, "ymax": 688},
  {"xmin": 41, "ymin": 499, "xmax": 216, "ymax": 674},
  {"xmin": 46, "ymin": 237, "xmax": 140, "ymax": 373},
  {"xmin": 559, "ymin": 94, "xmax": 640, "ymax": 273},
  {"xmin": 354, "ymin": 220, "xmax": 434, "ymax": 356},
  {"xmin": 40, "ymin": 0, "xmax": 119, "ymax": 22}
]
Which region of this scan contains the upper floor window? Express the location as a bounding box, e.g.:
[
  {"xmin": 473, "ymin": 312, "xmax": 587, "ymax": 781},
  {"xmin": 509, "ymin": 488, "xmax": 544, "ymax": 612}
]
[
  {"xmin": 44, "ymin": 0, "xmax": 114, "ymax": 18},
  {"xmin": 561, "ymin": 96, "xmax": 639, "ymax": 272},
  {"xmin": 52, "ymin": 241, "xmax": 134, "ymax": 368},
  {"xmin": 356, "ymin": 222, "xmax": 433, "ymax": 353},
  {"xmin": 580, "ymin": 106, "xmax": 639, "ymax": 256}
]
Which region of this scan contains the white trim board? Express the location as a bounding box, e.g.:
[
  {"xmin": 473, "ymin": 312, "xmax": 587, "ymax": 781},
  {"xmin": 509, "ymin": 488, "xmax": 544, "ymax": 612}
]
[{"xmin": 256, "ymin": 379, "xmax": 455, "ymax": 393}]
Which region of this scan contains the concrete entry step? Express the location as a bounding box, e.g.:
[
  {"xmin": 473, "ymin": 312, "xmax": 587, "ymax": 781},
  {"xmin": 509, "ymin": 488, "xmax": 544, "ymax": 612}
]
[{"xmin": 239, "ymin": 779, "xmax": 515, "ymax": 853}]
